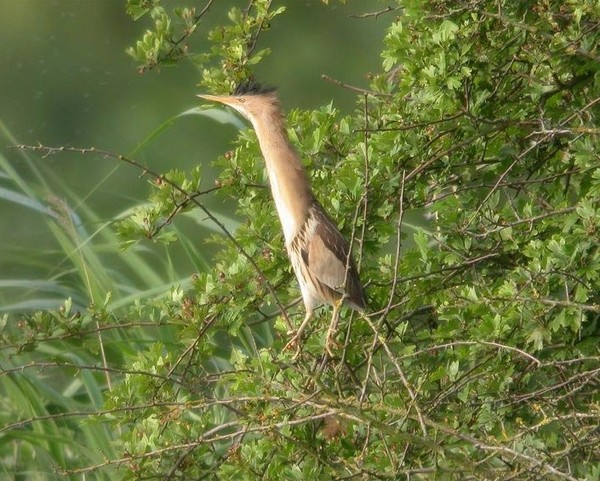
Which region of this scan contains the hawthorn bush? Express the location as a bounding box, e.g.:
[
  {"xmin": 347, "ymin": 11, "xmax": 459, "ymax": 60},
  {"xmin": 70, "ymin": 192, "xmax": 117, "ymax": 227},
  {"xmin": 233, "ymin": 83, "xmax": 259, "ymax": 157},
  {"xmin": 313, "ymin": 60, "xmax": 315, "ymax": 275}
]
[{"xmin": 2, "ymin": 0, "xmax": 599, "ymax": 479}]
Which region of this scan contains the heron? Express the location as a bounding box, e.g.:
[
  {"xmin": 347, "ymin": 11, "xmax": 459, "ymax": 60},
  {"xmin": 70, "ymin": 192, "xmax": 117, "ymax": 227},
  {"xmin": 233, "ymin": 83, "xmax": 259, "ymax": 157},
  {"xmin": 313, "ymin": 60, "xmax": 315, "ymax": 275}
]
[{"xmin": 198, "ymin": 81, "xmax": 366, "ymax": 354}]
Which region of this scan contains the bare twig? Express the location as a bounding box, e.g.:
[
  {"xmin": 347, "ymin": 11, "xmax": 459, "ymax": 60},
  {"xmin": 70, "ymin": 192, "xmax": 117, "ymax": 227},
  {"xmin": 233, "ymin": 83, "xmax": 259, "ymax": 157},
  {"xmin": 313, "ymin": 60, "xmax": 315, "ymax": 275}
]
[
  {"xmin": 321, "ymin": 74, "xmax": 392, "ymax": 97},
  {"xmin": 349, "ymin": 6, "xmax": 399, "ymax": 19}
]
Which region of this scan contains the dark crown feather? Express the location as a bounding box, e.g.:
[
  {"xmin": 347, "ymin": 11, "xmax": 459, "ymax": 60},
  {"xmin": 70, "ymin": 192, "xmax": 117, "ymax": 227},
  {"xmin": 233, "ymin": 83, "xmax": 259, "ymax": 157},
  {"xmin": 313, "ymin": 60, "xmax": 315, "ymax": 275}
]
[{"xmin": 234, "ymin": 80, "xmax": 277, "ymax": 96}]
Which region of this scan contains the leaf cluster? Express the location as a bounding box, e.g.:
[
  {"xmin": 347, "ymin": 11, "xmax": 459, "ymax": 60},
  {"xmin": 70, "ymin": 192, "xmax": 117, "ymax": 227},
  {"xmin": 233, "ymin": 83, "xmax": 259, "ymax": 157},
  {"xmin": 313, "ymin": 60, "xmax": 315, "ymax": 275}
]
[{"xmin": 126, "ymin": 0, "xmax": 285, "ymax": 88}]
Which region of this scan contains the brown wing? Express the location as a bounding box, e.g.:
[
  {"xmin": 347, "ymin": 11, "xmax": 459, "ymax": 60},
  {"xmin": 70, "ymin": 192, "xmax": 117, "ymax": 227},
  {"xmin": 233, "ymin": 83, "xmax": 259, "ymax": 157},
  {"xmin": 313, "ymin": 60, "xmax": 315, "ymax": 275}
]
[{"xmin": 304, "ymin": 207, "xmax": 366, "ymax": 311}]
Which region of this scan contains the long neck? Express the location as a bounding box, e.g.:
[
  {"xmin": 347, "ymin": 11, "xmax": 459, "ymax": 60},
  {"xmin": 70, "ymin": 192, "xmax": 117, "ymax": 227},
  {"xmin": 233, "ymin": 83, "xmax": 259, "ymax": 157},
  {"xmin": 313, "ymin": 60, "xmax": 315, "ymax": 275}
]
[{"xmin": 251, "ymin": 111, "xmax": 314, "ymax": 244}]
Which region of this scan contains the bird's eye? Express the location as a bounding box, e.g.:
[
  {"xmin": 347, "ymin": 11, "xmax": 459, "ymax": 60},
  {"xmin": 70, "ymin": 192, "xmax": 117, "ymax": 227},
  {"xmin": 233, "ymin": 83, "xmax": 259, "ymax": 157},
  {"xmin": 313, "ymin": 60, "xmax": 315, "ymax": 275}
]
[{"xmin": 236, "ymin": 97, "xmax": 245, "ymax": 103}]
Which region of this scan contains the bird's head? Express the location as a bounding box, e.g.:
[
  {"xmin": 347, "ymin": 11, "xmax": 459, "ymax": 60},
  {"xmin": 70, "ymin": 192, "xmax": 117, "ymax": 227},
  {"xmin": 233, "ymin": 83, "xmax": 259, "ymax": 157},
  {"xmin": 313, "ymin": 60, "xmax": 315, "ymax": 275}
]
[{"xmin": 197, "ymin": 81, "xmax": 279, "ymax": 124}]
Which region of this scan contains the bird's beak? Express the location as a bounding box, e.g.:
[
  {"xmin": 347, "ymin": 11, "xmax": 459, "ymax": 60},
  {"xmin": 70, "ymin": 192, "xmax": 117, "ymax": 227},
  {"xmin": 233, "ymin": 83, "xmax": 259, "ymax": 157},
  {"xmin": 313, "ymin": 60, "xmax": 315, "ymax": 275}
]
[{"xmin": 196, "ymin": 93, "xmax": 233, "ymax": 106}]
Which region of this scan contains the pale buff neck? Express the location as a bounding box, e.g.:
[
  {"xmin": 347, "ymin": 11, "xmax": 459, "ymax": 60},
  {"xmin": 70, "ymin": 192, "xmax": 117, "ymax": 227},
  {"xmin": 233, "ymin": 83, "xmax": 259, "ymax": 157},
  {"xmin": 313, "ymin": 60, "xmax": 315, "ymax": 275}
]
[{"xmin": 250, "ymin": 108, "xmax": 314, "ymax": 244}]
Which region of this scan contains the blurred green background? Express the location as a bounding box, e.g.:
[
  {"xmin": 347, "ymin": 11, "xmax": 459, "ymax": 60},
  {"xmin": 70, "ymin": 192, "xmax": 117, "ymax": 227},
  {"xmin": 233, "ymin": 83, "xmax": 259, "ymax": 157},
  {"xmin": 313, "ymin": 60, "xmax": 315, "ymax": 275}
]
[{"xmin": 0, "ymin": 0, "xmax": 387, "ymax": 313}]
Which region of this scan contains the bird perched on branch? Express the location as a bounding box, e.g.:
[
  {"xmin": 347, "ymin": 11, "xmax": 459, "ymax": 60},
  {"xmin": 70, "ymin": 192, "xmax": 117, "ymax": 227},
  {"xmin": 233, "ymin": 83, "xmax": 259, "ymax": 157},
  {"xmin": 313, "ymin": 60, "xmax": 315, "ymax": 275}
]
[{"xmin": 197, "ymin": 81, "xmax": 366, "ymax": 353}]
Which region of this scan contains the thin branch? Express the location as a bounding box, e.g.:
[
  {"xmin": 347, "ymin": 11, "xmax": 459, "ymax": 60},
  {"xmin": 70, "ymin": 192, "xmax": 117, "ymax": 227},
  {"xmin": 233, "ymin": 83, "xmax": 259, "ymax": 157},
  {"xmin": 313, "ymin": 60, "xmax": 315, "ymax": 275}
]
[
  {"xmin": 321, "ymin": 74, "xmax": 392, "ymax": 97},
  {"xmin": 465, "ymin": 130, "xmax": 558, "ymax": 228},
  {"xmin": 341, "ymin": 93, "xmax": 371, "ymax": 365},
  {"xmin": 349, "ymin": 6, "xmax": 399, "ymax": 19},
  {"xmin": 0, "ymin": 361, "xmax": 182, "ymax": 383},
  {"xmin": 362, "ymin": 312, "xmax": 428, "ymax": 437},
  {"xmin": 13, "ymin": 143, "xmax": 293, "ymax": 330}
]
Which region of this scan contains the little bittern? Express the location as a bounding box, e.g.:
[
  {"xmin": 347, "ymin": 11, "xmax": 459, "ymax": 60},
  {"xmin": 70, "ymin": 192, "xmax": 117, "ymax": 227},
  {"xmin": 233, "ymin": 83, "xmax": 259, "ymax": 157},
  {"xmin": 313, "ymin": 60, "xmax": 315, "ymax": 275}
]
[{"xmin": 198, "ymin": 81, "xmax": 366, "ymax": 351}]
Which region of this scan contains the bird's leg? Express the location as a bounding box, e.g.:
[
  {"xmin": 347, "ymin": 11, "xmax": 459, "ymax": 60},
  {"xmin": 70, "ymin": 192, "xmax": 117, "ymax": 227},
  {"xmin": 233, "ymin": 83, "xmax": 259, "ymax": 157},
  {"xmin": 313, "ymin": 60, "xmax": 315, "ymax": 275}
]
[
  {"xmin": 283, "ymin": 309, "xmax": 313, "ymax": 355},
  {"xmin": 325, "ymin": 300, "xmax": 342, "ymax": 357}
]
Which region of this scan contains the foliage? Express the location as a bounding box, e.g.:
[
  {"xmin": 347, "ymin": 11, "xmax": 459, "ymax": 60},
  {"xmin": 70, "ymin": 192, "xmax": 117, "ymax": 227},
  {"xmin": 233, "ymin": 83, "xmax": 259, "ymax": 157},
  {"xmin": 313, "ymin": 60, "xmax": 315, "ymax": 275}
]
[
  {"xmin": 2, "ymin": 0, "xmax": 600, "ymax": 480},
  {"xmin": 126, "ymin": 0, "xmax": 285, "ymax": 90}
]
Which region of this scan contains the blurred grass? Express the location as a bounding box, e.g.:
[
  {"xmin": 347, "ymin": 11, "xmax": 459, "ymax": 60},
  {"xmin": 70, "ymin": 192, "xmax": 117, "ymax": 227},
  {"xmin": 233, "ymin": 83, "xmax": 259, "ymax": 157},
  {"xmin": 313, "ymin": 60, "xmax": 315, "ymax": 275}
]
[
  {"xmin": 1, "ymin": 352, "xmax": 118, "ymax": 480},
  {"xmin": 0, "ymin": 118, "xmax": 217, "ymax": 479},
  {"xmin": 0, "ymin": 118, "xmax": 215, "ymax": 311}
]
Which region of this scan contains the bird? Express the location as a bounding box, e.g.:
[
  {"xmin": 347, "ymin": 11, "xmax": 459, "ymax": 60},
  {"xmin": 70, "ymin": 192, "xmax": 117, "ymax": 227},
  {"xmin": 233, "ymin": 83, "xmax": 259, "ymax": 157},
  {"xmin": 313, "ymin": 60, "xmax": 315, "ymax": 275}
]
[{"xmin": 197, "ymin": 80, "xmax": 366, "ymax": 354}]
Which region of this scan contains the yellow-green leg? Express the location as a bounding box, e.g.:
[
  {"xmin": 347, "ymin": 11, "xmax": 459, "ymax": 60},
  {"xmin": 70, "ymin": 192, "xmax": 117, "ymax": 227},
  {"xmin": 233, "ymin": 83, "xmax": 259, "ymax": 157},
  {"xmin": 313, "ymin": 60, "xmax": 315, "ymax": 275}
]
[
  {"xmin": 325, "ymin": 299, "xmax": 343, "ymax": 357},
  {"xmin": 283, "ymin": 310, "xmax": 313, "ymax": 355}
]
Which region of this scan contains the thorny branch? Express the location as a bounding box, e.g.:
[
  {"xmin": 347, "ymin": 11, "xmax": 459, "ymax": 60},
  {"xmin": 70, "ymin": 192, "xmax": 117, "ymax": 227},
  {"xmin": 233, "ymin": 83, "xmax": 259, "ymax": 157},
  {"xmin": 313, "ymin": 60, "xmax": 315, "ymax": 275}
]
[{"xmin": 12, "ymin": 143, "xmax": 293, "ymax": 330}]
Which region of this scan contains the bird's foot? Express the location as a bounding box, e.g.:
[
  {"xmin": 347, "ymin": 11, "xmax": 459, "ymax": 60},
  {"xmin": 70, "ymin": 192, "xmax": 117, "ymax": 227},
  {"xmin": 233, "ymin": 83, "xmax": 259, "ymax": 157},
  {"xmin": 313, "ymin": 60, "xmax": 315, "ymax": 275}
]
[
  {"xmin": 283, "ymin": 334, "xmax": 304, "ymax": 359},
  {"xmin": 283, "ymin": 311, "xmax": 313, "ymax": 359},
  {"xmin": 324, "ymin": 302, "xmax": 342, "ymax": 357},
  {"xmin": 324, "ymin": 330, "xmax": 341, "ymax": 358},
  {"xmin": 283, "ymin": 335, "xmax": 298, "ymax": 351}
]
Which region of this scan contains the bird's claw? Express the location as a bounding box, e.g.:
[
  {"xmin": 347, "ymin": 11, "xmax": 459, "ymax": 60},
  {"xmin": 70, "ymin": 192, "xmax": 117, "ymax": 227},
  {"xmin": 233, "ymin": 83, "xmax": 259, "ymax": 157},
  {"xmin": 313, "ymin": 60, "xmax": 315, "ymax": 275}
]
[
  {"xmin": 283, "ymin": 335, "xmax": 303, "ymax": 359},
  {"xmin": 325, "ymin": 332, "xmax": 340, "ymax": 358},
  {"xmin": 283, "ymin": 335, "xmax": 298, "ymax": 351}
]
